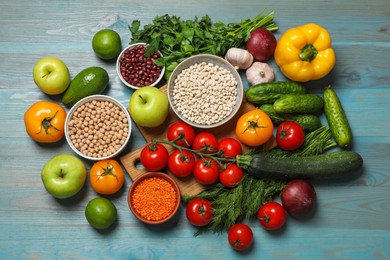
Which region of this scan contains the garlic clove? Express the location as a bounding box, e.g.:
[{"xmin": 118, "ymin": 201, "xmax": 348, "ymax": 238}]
[{"xmin": 225, "ymin": 47, "xmax": 254, "ymax": 70}]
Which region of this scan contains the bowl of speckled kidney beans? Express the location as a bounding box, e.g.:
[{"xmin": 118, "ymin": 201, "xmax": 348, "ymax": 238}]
[
  {"xmin": 64, "ymin": 95, "xmax": 132, "ymax": 161},
  {"xmin": 116, "ymin": 43, "xmax": 165, "ymax": 89}
]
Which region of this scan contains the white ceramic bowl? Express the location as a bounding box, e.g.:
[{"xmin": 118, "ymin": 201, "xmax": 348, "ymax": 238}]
[
  {"xmin": 64, "ymin": 95, "xmax": 132, "ymax": 161},
  {"xmin": 167, "ymin": 54, "xmax": 244, "ymax": 129},
  {"xmin": 116, "ymin": 43, "xmax": 165, "ymax": 90}
]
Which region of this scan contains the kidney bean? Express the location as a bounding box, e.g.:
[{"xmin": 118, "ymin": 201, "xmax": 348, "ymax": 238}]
[{"xmin": 119, "ymin": 45, "xmax": 163, "ymax": 87}]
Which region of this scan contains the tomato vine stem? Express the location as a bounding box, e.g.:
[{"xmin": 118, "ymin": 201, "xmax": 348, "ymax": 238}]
[{"xmin": 152, "ymin": 136, "xmax": 235, "ymax": 169}]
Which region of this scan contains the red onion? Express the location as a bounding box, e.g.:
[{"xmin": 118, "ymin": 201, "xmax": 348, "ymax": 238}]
[
  {"xmin": 245, "ymin": 28, "xmax": 277, "ymax": 61},
  {"xmin": 281, "ymin": 179, "xmax": 317, "ymax": 217}
]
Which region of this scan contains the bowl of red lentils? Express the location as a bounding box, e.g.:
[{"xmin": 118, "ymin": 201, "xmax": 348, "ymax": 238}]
[
  {"xmin": 167, "ymin": 54, "xmax": 244, "ymax": 129},
  {"xmin": 128, "ymin": 172, "xmax": 181, "ymax": 225},
  {"xmin": 116, "ymin": 43, "xmax": 165, "ymax": 89},
  {"xmin": 64, "ymin": 95, "xmax": 132, "ymax": 161}
]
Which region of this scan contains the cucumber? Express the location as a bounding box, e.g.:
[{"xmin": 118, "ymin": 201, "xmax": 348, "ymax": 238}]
[
  {"xmin": 323, "ymin": 87, "xmax": 352, "ymax": 148},
  {"xmin": 260, "ymin": 104, "xmax": 322, "ymax": 132},
  {"xmin": 245, "ymin": 81, "xmax": 307, "ymax": 105},
  {"xmin": 274, "ymin": 94, "xmax": 324, "ymax": 113},
  {"xmin": 236, "ymin": 151, "xmax": 363, "ymax": 180}
]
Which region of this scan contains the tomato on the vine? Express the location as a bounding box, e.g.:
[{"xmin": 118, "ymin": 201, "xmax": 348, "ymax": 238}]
[
  {"xmin": 167, "ymin": 149, "xmax": 195, "ymax": 177},
  {"xmin": 257, "ymin": 201, "xmax": 286, "ymax": 230},
  {"xmin": 193, "ymin": 158, "xmax": 220, "ymax": 185},
  {"xmin": 276, "ymin": 121, "xmax": 305, "ymax": 151},
  {"xmin": 140, "ymin": 143, "xmax": 169, "ymax": 171},
  {"xmin": 235, "ymin": 108, "xmax": 274, "ymax": 147},
  {"xmin": 219, "ymin": 164, "xmax": 244, "ymax": 188},
  {"xmin": 24, "ymin": 100, "xmax": 66, "ymax": 143},
  {"xmin": 89, "ymin": 159, "xmax": 125, "ymax": 195},
  {"xmin": 228, "ymin": 223, "xmax": 254, "ymax": 251},
  {"xmin": 186, "ymin": 198, "xmax": 214, "ymax": 227},
  {"xmin": 167, "ymin": 121, "xmax": 196, "ymax": 148},
  {"xmin": 218, "ymin": 137, "xmax": 243, "ymax": 158},
  {"xmin": 192, "ymin": 132, "xmax": 218, "ymax": 154}
]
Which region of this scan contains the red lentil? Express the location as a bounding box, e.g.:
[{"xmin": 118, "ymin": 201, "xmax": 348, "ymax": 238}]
[{"xmin": 131, "ymin": 177, "xmax": 177, "ymax": 221}]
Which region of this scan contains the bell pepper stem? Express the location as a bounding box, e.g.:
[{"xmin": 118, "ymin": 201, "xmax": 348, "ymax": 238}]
[{"xmin": 299, "ymin": 44, "xmax": 318, "ymax": 62}]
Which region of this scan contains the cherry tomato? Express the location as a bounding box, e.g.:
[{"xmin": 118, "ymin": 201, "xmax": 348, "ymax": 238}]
[
  {"xmin": 167, "ymin": 121, "xmax": 196, "ymax": 148},
  {"xmin": 228, "ymin": 223, "xmax": 254, "ymax": 251},
  {"xmin": 89, "ymin": 159, "xmax": 125, "ymax": 195},
  {"xmin": 193, "ymin": 158, "xmax": 220, "ymax": 185},
  {"xmin": 276, "ymin": 121, "xmax": 305, "ymax": 151},
  {"xmin": 186, "ymin": 198, "xmax": 214, "ymax": 227},
  {"xmin": 140, "ymin": 143, "xmax": 169, "ymax": 171},
  {"xmin": 24, "ymin": 100, "xmax": 66, "ymax": 143},
  {"xmin": 192, "ymin": 132, "xmax": 218, "ymax": 154},
  {"xmin": 219, "ymin": 164, "xmax": 244, "ymax": 188},
  {"xmin": 257, "ymin": 201, "xmax": 286, "ymax": 230},
  {"xmin": 235, "ymin": 108, "xmax": 274, "ymax": 147},
  {"xmin": 218, "ymin": 137, "xmax": 243, "ymax": 158},
  {"xmin": 167, "ymin": 149, "xmax": 195, "ymax": 177}
]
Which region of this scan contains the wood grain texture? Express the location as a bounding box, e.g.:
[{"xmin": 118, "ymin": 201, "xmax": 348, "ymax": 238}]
[{"xmin": 0, "ymin": 0, "xmax": 389, "ymax": 259}]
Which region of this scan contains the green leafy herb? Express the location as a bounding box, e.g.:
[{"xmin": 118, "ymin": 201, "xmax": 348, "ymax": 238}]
[
  {"xmin": 129, "ymin": 10, "xmax": 277, "ymax": 81},
  {"xmin": 184, "ymin": 175, "xmax": 285, "ymax": 235}
]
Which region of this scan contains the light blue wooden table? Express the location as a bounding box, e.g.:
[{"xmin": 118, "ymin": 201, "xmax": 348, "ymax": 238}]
[{"xmin": 1, "ymin": 1, "xmax": 389, "ymax": 259}]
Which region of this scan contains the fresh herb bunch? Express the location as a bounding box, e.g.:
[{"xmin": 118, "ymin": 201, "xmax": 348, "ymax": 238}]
[
  {"xmin": 184, "ymin": 125, "xmax": 336, "ymax": 235},
  {"xmin": 185, "ymin": 175, "xmax": 285, "ymax": 236},
  {"xmin": 129, "ymin": 10, "xmax": 277, "ymax": 81}
]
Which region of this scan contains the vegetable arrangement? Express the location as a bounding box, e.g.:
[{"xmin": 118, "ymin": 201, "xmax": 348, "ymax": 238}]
[
  {"xmin": 129, "ymin": 10, "xmax": 278, "ymax": 80},
  {"xmin": 25, "ymin": 8, "xmax": 364, "ymax": 253}
]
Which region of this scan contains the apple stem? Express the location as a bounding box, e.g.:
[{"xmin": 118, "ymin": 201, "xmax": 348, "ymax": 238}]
[
  {"xmin": 138, "ymin": 94, "xmax": 147, "ymax": 104},
  {"xmin": 59, "ymin": 169, "xmax": 65, "ymax": 178},
  {"xmin": 41, "ymin": 72, "xmax": 50, "ymax": 78}
]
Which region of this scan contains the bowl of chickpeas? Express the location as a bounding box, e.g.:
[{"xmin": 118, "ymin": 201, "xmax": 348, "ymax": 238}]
[
  {"xmin": 64, "ymin": 95, "xmax": 132, "ymax": 161},
  {"xmin": 167, "ymin": 54, "xmax": 244, "ymax": 129}
]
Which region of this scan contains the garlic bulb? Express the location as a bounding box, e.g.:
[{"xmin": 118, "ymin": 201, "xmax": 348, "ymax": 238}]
[
  {"xmin": 246, "ymin": 62, "xmax": 275, "ymax": 85},
  {"xmin": 225, "ymin": 48, "xmax": 253, "ymax": 70}
]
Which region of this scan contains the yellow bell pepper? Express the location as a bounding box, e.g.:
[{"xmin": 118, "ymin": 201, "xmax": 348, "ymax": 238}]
[{"xmin": 274, "ymin": 23, "xmax": 336, "ymax": 82}]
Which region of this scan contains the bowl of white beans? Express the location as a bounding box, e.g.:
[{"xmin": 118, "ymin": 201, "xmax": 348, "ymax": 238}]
[
  {"xmin": 167, "ymin": 54, "xmax": 244, "ymax": 129},
  {"xmin": 64, "ymin": 95, "xmax": 132, "ymax": 161}
]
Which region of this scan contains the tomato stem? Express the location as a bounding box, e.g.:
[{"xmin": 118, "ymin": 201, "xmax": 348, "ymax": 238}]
[
  {"xmin": 37, "ymin": 110, "xmax": 60, "ymax": 135},
  {"xmin": 97, "ymin": 162, "xmax": 119, "ymax": 182},
  {"xmin": 152, "ymin": 137, "xmax": 236, "ymax": 169},
  {"xmin": 242, "ymin": 119, "xmax": 267, "ymax": 135}
]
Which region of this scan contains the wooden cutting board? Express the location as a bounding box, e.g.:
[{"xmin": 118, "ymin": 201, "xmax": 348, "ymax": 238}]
[{"xmin": 120, "ymin": 85, "xmax": 275, "ymax": 197}]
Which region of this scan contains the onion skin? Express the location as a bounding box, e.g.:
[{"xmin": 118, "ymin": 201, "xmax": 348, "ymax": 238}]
[{"xmin": 281, "ymin": 179, "xmax": 317, "ymax": 217}]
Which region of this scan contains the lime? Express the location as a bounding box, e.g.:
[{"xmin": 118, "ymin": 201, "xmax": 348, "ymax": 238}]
[
  {"xmin": 92, "ymin": 29, "xmax": 122, "ymax": 60},
  {"xmin": 85, "ymin": 197, "xmax": 117, "ymax": 229}
]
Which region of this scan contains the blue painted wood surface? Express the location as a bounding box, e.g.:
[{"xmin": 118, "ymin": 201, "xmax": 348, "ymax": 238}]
[{"xmin": 1, "ymin": 0, "xmax": 389, "ymax": 259}]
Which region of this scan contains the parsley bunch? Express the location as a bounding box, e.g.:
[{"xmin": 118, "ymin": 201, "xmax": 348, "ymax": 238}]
[{"xmin": 129, "ymin": 10, "xmax": 277, "ymax": 81}]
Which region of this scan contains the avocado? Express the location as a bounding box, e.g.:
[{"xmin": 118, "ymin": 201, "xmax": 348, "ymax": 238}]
[{"xmin": 62, "ymin": 67, "xmax": 109, "ymax": 106}]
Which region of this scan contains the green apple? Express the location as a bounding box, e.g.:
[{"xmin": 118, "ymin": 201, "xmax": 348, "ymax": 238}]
[
  {"xmin": 33, "ymin": 56, "xmax": 70, "ymax": 95},
  {"xmin": 128, "ymin": 86, "xmax": 169, "ymax": 127},
  {"xmin": 41, "ymin": 154, "xmax": 87, "ymax": 199}
]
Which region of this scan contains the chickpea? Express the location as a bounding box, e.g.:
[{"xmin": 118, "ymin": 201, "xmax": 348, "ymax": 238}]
[{"xmin": 68, "ymin": 99, "xmax": 129, "ymax": 158}]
